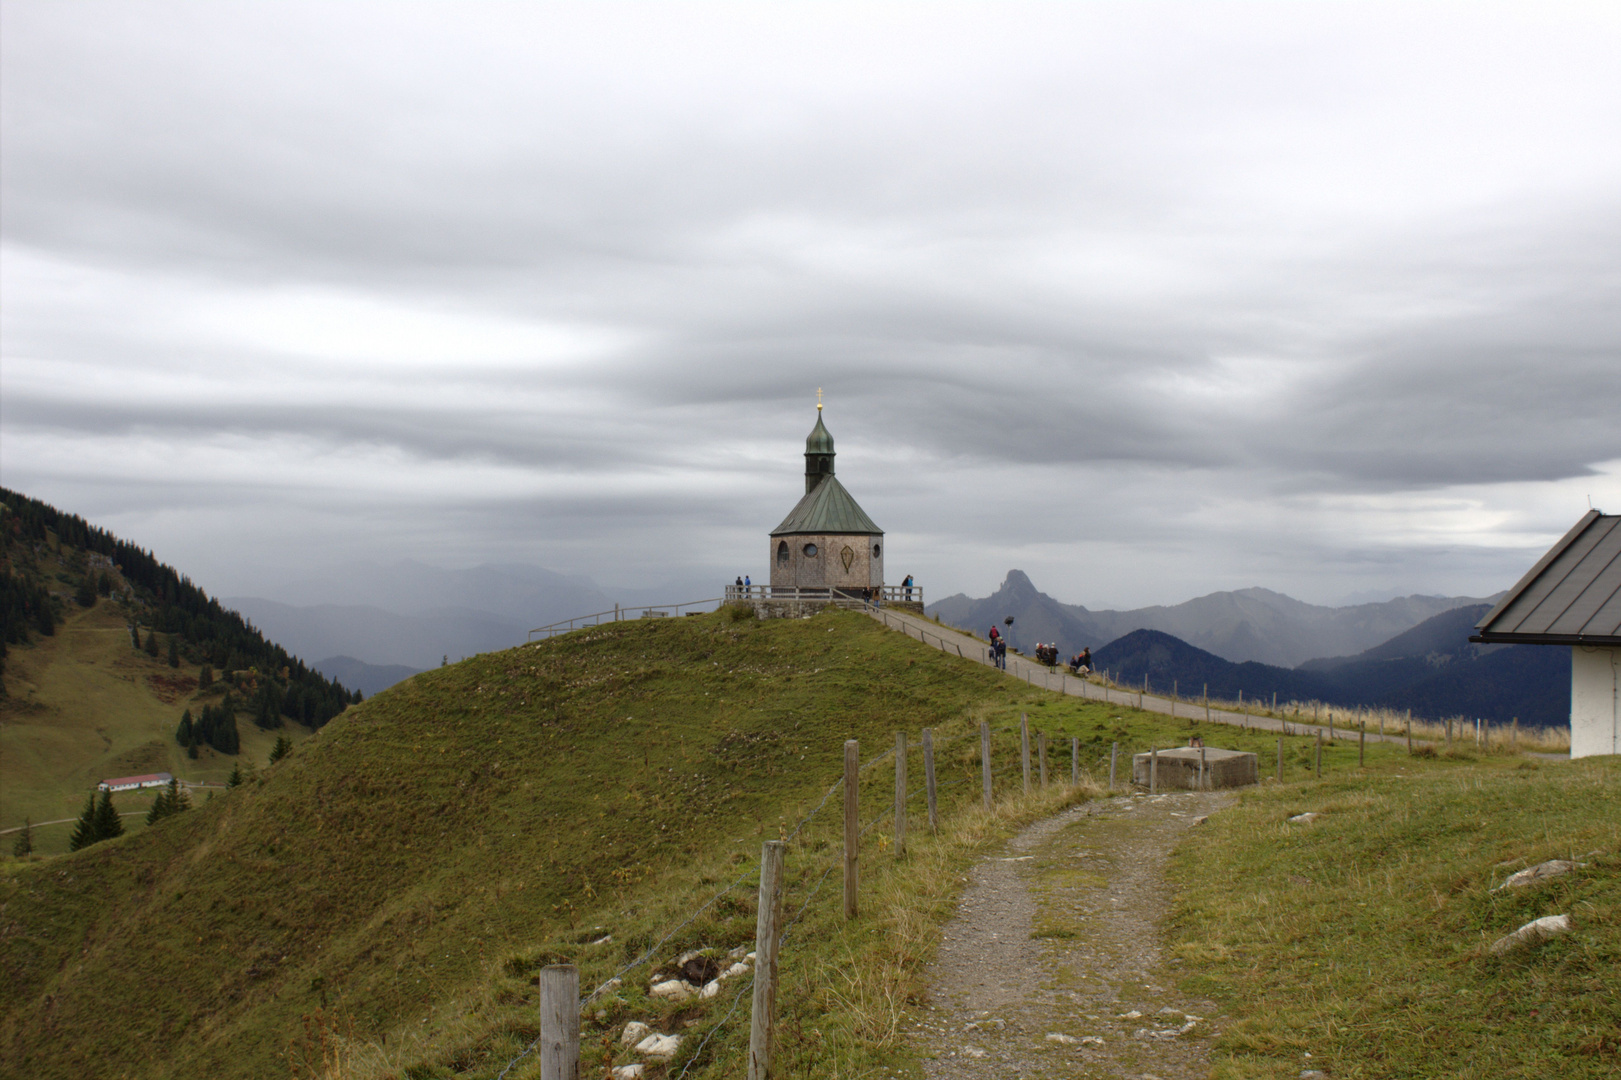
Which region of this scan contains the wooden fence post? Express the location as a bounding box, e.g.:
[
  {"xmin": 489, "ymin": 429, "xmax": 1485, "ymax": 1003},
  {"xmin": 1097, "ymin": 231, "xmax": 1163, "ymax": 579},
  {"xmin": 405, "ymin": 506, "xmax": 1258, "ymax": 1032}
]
[
  {"xmin": 1328, "ymin": 711, "xmax": 1334, "ymax": 740},
  {"xmin": 1020, "ymin": 714, "xmax": 1031, "ymax": 796},
  {"xmin": 894, "ymin": 732, "xmax": 907, "ymax": 857},
  {"xmin": 923, "ymin": 728, "xmax": 938, "ymax": 833},
  {"xmin": 1276, "ymin": 737, "xmax": 1283, "ymax": 782},
  {"xmin": 843, "ymin": 740, "xmax": 858, "ymax": 919},
  {"xmin": 747, "ymin": 840, "xmax": 786, "ymax": 1080},
  {"xmin": 539, "ymin": 965, "xmax": 580, "ymax": 1080},
  {"xmin": 1038, "ymin": 733, "xmax": 1048, "ymax": 788},
  {"xmin": 1445, "ymin": 717, "xmax": 1452, "ymax": 752},
  {"xmin": 1109, "ymin": 741, "xmax": 1118, "ymax": 790},
  {"xmin": 1315, "ymin": 730, "xmax": 1322, "ymax": 779},
  {"xmin": 1512, "ymin": 718, "xmax": 1518, "ymax": 749},
  {"xmin": 1150, "ymin": 746, "xmax": 1158, "ymax": 795},
  {"xmin": 1199, "ymin": 745, "xmax": 1208, "ymax": 791},
  {"xmin": 980, "ymin": 722, "xmax": 992, "ymax": 811},
  {"xmin": 1406, "ymin": 720, "xmax": 1412, "ymax": 755},
  {"xmin": 1359, "ymin": 723, "xmax": 1365, "ymax": 767}
]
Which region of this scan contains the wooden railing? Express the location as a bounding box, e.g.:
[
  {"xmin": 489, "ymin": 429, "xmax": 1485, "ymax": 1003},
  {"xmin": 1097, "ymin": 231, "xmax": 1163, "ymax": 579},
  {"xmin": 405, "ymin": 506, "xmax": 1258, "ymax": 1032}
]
[
  {"xmin": 527, "ymin": 598, "xmax": 724, "ymax": 641},
  {"xmin": 723, "ymin": 583, "xmax": 923, "ymax": 607}
]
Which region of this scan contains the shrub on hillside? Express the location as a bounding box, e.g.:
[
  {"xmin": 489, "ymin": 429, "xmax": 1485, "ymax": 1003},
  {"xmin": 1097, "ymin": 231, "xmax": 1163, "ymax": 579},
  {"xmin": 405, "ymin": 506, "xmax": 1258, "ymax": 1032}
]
[{"xmin": 725, "ymin": 601, "xmax": 756, "ymax": 623}]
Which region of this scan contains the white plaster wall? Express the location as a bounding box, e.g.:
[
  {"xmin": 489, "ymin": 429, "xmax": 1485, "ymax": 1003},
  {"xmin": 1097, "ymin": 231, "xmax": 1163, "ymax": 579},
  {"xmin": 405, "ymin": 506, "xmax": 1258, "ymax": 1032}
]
[{"xmin": 1570, "ymin": 645, "xmax": 1619, "ymax": 759}]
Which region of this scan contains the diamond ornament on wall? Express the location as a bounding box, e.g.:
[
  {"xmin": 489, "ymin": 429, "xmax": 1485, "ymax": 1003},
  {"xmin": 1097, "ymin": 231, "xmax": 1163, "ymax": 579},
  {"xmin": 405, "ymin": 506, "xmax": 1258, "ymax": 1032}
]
[{"xmin": 840, "ymin": 545, "xmax": 855, "ymax": 572}]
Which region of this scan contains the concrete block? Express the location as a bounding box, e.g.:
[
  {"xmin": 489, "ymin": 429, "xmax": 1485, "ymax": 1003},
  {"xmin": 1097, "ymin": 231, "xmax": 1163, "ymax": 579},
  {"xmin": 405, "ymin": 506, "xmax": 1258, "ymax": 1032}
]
[{"xmin": 1132, "ymin": 747, "xmax": 1257, "ymax": 790}]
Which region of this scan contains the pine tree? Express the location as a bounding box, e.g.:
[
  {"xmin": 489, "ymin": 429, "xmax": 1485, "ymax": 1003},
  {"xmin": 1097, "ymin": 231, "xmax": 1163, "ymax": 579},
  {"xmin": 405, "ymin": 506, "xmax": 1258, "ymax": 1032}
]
[
  {"xmin": 12, "ymin": 817, "xmax": 32, "ymax": 856},
  {"xmin": 93, "ymin": 789, "xmax": 123, "ymax": 840},
  {"xmin": 145, "ymin": 784, "xmax": 172, "ymax": 825},
  {"xmin": 131, "ymin": 623, "xmax": 141, "ymax": 649},
  {"xmin": 269, "ymin": 735, "xmax": 292, "ymax": 764},
  {"xmin": 198, "ymin": 664, "xmax": 213, "ymax": 689},
  {"xmin": 226, "ymin": 762, "xmax": 243, "ymax": 788},
  {"xmin": 97, "ymin": 570, "xmax": 112, "ymax": 597},
  {"xmin": 68, "ymin": 793, "xmax": 99, "ymax": 851},
  {"xmin": 167, "ymin": 635, "xmax": 179, "ymax": 668},
  {"xmin": 75, "ymin": 577, "xmax": 98, "ymax": 607},
  {"xmin": 176, "ymin": 708, "xmax": 194, "ymax": 747},
  {"xmin": 143, "ymin": 629, "xmax": 158, "ymax": 657}
]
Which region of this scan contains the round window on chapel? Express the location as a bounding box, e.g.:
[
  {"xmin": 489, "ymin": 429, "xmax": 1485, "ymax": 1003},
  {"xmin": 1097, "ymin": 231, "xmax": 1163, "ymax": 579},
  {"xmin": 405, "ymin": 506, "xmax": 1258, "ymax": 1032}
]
[
  {"xmin": 803, "ymin": 543, "xmax": 818, "ymax": 557},
  {"xmin": 872, "ymin": 544, "xmax": 881, "ymax": 558}
]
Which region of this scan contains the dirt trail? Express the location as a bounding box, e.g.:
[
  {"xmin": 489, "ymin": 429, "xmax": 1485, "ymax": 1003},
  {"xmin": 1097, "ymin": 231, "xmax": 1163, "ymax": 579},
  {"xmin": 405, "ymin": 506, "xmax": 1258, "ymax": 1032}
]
[{"xmin": 911, "ymin": 791, "xmax": 1234, "ymax": 1079}]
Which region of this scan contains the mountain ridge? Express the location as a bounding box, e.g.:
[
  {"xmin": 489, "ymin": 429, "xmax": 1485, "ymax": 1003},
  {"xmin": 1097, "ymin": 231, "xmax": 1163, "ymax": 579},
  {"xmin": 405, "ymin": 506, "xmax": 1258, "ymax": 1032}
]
[{"xmin": 929, "ymin": 569, "xmax": 1501, "ymax": 668}]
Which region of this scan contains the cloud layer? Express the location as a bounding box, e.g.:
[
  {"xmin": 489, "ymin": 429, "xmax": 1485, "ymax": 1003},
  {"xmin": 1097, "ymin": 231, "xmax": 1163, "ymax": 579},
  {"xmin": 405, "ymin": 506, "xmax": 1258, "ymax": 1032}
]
[{"xmin": 3, "ymin": 3, "xmax": 1618, "ymax": 606}]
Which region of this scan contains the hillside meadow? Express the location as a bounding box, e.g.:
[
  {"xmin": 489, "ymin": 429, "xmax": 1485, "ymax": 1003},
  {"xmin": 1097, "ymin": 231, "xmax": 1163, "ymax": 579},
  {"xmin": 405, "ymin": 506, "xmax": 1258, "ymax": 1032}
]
[
  {"xmin": 3, "ymin": 607, "xmax": 1236, "ymax": 1079},
  {"xmin": 4, "ymin": 605, "xmax": 1607, "ymax": 1079}
]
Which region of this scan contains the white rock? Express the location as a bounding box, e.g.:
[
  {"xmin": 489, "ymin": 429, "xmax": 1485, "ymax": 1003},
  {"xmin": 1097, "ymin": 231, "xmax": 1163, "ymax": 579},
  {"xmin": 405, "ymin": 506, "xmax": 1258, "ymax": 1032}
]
[
  {"xmin": 1080, "ymin": 1036, "xmax": 1104, "ymax": 1047},
  {"xmin": 1288, "ymin": 812, "xmax": 1319, "ymax": 824},
  {"xmin": 720, "ymin": 961, "xmax": 750, "ymax": 980},
  {"xmin": 1489, "ymin": 913, "xmax": 1572, "ymax": 954},
  {"xmin": 620, "ymin": 1021, "xmax": 651, "ymax": 1046},
  {"xmin": 1178, "ymin": 1020, "xmax": 1199, "ymax": 1034},
  {"xmin": 1301, "ymin": 1071, "xmax": 1329, "ymax": 1079},
  {"xmin": 699, "ymin": 980, "xmax": 720, "ymax": 999},
  {"xmin": 962, "ymin": 1047, "xmax": 987, "ymax": 1058},
  {"xmin": 1494, "ymin": 860, "xmax": 1581, "ymax": 892},
  {"xmin": 728, "ymin": 944, "xmax": 750, "ymax": 960},
  {"xmin": 1045, "ymin": 1033, "xmax": 1079, "ymax": 1045},
  {"xmin": 1156, "ymin": 1007, "xmax": 1183, "ymax": 1018},
  {"xmin": 635, "ymin": 1033, "xmax": 683, "ymax": 1061},
  {"xmin": 676, "ymin": 949, "xmax": 704, "ymax": 965},
  {"xmin": 612, "ymin": 1066, "xmax": 644, "ymax": 1079},
  {"xmin": 1117, "ymin": 1010, "xmax": 1143, "ymax": 1019},
  {"xmin": 600, "ymin": 977, "xmax": 623, "ymax": 992},
  {"xmin": 590, "ymin": 934, "xmax": 613, "ymax": 946},
  {"xmin": 746, "ymin": 951, "xmax": 756, "ymax": 963},
  {"xmin": 650, "ymin": 979, "xmax": 694, "ymax": 1001}
]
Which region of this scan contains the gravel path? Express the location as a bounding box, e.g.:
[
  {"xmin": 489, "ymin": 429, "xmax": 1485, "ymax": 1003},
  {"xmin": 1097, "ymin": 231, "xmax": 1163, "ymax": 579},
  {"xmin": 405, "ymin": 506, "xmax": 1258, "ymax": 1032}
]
[{"xmin": 911, "ymin": 791, "xmax": 1235, "ymax": 1079}]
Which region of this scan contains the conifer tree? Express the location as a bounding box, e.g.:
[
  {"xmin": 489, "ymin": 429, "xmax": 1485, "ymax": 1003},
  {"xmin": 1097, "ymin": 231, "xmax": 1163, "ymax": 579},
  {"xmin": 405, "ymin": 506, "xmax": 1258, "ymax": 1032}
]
[
  {"xmin": 97, "ymin": 570, "xmax": 112, "ymax": 597},
  {"xmin": 93, "ymin": 789, "xmax": 123, "ymax": 840},
  {"xmin": 131, "ymin": 623, "xmax": 141, "ymax": 649},
  {"xmin": 269, "ymin": 735, "xmax": 292, "ymax": 764},
  {"xmin": 75, "ymin": 577, "xmax": 97, "ymax": 607},
  {"xmin": 143, "ymin": 629, "xmax": 158, "ymax": 657},
  {"xmin": 167, "ymin": 635, "xmax": 179, "ymax": 668},
  {"xmin": 68, "ymin": 793, "xmax": 99, "ymax": 851},
  {"xmin": 198, "ymin": 665, "xmax": 213, "ymax": 689},
  {"xmin": 12, "ymin": 818, "xmax": 32, "ymax": 856},
  {"xmin": 226, "ymin": 762, "xmax": 243, "ymax": 788},
  {"xmin": 176, "ymin": 708, "xmax": 194, "ymax": 747},
  {"xmin": 145, "ymin": 785, "xmax": 172, "ymax": 825}
]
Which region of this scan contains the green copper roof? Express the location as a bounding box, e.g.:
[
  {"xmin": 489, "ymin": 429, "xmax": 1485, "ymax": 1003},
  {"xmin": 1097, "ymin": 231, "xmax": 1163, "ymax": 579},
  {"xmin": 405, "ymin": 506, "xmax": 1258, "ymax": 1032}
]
[
  {"xmin": 771, "ymin": 475, "xmax": 883, "ymax": 536},
  {"xmin": 806, "ymin": 413, "xmax": 835, "ymax": 454}
]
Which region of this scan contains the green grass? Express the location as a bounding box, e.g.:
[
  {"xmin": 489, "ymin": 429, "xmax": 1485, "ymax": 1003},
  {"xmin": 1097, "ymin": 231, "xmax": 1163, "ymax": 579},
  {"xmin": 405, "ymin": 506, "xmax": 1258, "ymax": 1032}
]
[
  {"xmin": 1, "ymin": 606, "xmax": 1292, "ymax": 1080},
  {"xmin": 1, "ymin": 588, "xmax": 312, "ymax": 854},
  {"xmin": 1168, "ymin": 755, "xmax": 1621, "ymax": 1078}
]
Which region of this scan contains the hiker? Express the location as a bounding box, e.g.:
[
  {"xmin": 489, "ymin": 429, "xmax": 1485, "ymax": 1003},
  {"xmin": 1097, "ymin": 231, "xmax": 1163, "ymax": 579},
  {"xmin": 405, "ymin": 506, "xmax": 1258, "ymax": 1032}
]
[
  {"xmin": 744, "ymin": 575, "xmax": 750, "ymax": 590},
  {"xmin": 995, "ymin": 636, "xmax": 1008, "ymax": 670},
  {"xmin": 903, "ymin": 574, "xmax": 914, "ymax": 601},
  {"xmin": 735, "ymin": 575, "xmax": 743, "ymax": 589},
  {"xmin": 1189, "ymin": 735, "xmax": 1205, "ymax": 749},
  {"xmin": 1079, "ymin": 647, "xmax": 1091, "ymax": 673}
]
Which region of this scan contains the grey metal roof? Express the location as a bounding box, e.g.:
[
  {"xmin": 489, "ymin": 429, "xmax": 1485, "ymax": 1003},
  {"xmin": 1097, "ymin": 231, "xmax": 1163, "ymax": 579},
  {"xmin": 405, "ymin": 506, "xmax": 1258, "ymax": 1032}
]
[
  {"xmin": 1472, "ymin": 510, "xmax": 1621, "ymax": 645},
  {"xmin": 770, "ymin": 475, "xmax": 883, "ymax": 537}
]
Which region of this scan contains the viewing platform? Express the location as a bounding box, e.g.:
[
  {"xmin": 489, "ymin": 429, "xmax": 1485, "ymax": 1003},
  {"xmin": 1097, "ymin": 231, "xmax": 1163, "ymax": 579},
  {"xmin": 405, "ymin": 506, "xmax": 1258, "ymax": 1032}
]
[{"xmin": 725, "ymin": 583, "xmax": 924, "ymax": 619}]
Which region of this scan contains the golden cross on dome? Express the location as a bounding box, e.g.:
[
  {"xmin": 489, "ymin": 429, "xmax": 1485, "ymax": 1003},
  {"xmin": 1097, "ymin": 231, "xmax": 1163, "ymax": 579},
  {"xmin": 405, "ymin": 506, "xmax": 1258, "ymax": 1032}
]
[{"xmin": 817, "ymin": 387, "xmax": 823, "ymax": 412}]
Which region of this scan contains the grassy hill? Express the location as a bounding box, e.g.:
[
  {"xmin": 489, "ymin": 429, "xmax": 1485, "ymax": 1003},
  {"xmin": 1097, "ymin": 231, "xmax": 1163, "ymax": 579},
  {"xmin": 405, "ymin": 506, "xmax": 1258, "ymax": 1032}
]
[
  {"xmin": 3, "ymin": 605, "xmax": 1337, "ymax": 1079},
  {"xmin": 1, "ymin": 595, "xmax": 318, "ymax": 848}
]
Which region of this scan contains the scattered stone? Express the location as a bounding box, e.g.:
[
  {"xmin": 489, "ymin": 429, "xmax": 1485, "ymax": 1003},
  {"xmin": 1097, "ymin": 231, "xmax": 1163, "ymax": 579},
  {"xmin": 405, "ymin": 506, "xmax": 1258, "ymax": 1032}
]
[
  {"xmin": 728, "ymin": 944, "xmax": 751, "ymax": 960},
  {"xmin": 1117, "ymin": 1010, "xmax": 1143, "ymax": 1019},
  {"xmin": 1494, "ymin": 860, "xmax": 1582, "ymax": 892},
  {"xmin": 700, "ymin": 980, "xmax": 720, "ymax": 999},
  {"xmin": 599, "ymin": 977, "xmax": 623, "ymax": 992},
  {"xmin": 650, "ymin": 979, "xmax": 693, "ymax": 1001},
  {"xmin": 1301, "ymin": 1071, "xmax": 1329, "ymax": 1079},
  {"xmin": 619, "ymin": 1021, "xmax": 651, "ymax": 1047},
  {"xmin": 1045, "ymin": 1032, "xmax": 1079, "ymax": 1045},
  {"xmin": 1191, "ymin": 815, "xmax": 1209, "ymax": 826},
  {"xmin": 720, "ymin": 961, "xmax": 750, "ymax": 980},
  {"xmin": 612, "ymin": 1066, "xmax": 644, "ymax": 1080},
  {"xmin": 962, "ymin": 1047, "xmax": 987, "ymax": 1058},
  {"xmin": 1156, "ymin": 1007, "xmax": 1183, "ymax": 1018},
  {"xmin": 1080, "ymin": 1036, "xmax": 1104, "ymax": 1047},
  {"xmin": 1489, "ymin": 913, "xmax": 1572, "ymax": 954},
  {"xmin": 635, "ymin": 1032, "xmax": 683, "ymax": 1061},
  {"xmin": 589, "ymin": 934, "xmax": 613, "ymax": 946},
  {"xmin": 1287, "ymin": 812, "xmax": 1319, "ymax": 824}
]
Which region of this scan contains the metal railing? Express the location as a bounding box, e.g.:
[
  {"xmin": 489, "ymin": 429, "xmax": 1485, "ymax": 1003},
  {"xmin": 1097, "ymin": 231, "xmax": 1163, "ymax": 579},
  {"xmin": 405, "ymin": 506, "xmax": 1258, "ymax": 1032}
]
[
  {"xmin": 527, "ymin": 597, "xmax": 724, "ymax": 640},
  {"xmin": 722, "ymin": 583, "xmax": 924, "ymax": 607}
]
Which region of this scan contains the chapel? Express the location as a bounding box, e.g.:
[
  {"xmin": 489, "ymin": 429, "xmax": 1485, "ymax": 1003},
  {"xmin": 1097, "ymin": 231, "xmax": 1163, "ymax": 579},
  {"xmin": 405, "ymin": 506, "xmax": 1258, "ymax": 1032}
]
[{"xmin": 769, "ymin": 403, "xmax": 884, "ymax": 592}]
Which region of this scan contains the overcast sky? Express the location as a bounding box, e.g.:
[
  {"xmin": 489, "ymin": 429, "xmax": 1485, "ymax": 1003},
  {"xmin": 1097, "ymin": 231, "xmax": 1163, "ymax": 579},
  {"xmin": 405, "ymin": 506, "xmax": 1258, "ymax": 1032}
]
[{"xmin": 3, "ymin": 2, "xmax": 1618, "ymax": 610}]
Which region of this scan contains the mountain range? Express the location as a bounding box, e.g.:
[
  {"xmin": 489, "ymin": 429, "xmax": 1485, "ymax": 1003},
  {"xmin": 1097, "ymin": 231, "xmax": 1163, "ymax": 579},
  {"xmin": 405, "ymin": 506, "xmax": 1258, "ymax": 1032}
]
[
  {"xmin": 928, "ymin": 570, "xmax": 1502, "ymax": 668},
  {"xmin": 1091, "ymin": 604, "xmax": 1568, "ymax": 727},
  {"xmin": 228, "ymin": 560, "xmax": 721, "ymax": 675}
]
